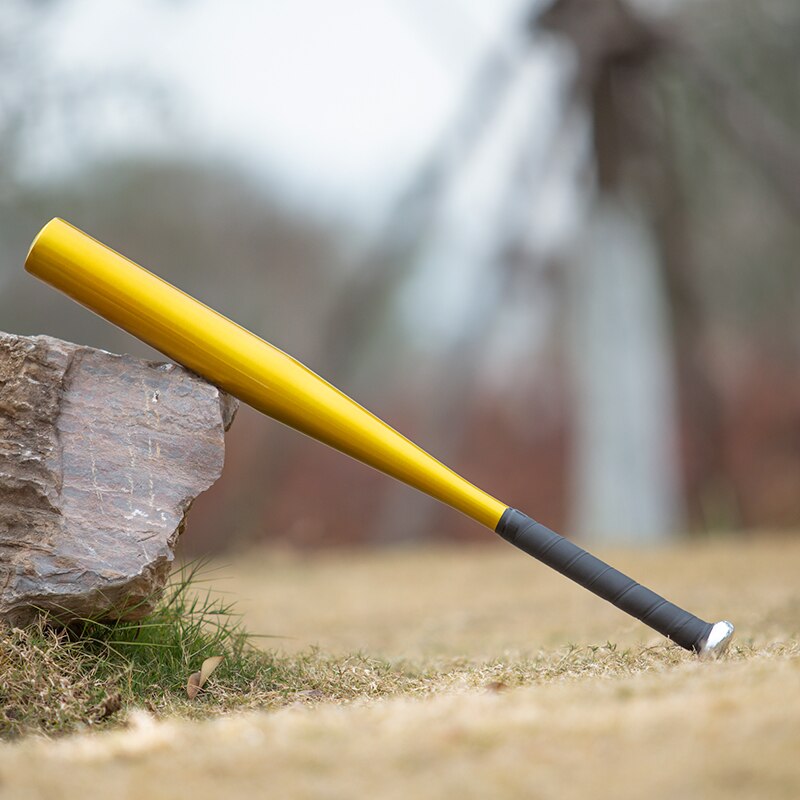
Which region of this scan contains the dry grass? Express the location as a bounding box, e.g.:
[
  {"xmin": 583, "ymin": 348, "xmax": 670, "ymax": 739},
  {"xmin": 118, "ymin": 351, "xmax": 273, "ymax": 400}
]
[
  {"xmin": 0, "ymin": 564, "xmax": 430, "ymax": 739},
  {"xmin": 0, "ymin": 534, "xmax": 798, "ymax": 799}
]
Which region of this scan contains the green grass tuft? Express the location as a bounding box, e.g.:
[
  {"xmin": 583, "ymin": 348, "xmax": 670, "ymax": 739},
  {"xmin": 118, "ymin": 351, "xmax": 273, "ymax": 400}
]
[{"xmin": 74, "ymin": 560, "xmax": 266, "ymax": 698}]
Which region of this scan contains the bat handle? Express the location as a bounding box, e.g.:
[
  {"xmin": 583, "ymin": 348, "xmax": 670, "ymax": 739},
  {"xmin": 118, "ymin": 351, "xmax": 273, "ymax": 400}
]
[{"xmin": 496, "ymin": 509, "xmax": 734, "ymax": 655}]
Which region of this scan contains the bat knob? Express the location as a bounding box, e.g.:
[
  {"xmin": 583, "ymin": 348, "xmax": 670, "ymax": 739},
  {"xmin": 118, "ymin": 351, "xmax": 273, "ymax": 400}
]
[{"xmin": 698, "ymin": 620, "xmax": 735, "ymax": 658}]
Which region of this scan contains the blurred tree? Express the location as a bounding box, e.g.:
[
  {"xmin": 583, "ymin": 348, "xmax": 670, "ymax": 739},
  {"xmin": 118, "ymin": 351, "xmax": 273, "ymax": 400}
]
[
  {"xmin": 537, "ymin": 0, "xmax": 684, "ymax": 542},
  {"xmin": 659, "ymin": 0, "xmax": 800, "ymax": 528},
  {"xmin": 536, "ymin": 0, "xmax": 800, "ymax": 537}
]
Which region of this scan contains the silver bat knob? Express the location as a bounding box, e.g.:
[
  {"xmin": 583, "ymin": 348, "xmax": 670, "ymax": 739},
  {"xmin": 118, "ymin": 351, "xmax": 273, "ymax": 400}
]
[{"xmin": 698, "ymin": 620, "xmax": 735, "ymax": 658}]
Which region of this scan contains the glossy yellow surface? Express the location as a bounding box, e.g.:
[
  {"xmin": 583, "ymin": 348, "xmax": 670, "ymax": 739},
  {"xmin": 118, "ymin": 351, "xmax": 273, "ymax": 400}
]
[{"xmin": 25, "ymin": 218, "xmax": 507, "ymax": 530}]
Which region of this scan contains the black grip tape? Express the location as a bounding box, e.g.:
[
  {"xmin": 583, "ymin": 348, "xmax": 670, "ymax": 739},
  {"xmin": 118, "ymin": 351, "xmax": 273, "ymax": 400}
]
[{"xmin": 496, "ymin": 508, "xmax": 713, "ymax": 652}]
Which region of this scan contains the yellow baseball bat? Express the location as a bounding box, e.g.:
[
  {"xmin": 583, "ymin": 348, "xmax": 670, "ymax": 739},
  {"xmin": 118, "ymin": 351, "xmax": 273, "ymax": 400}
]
[{"xmin": 25, "ymin": 218, "xmax": 733, "ymax": 655}]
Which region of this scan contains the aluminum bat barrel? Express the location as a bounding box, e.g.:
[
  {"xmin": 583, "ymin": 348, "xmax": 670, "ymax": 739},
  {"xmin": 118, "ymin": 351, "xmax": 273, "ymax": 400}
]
[
  {"xmin": 25, "ymin": 218, "xmax": 507, "ymax": 529},
  {"xmin": 25, "ymin": 218, "xmax": 733, "ymax": 654}
]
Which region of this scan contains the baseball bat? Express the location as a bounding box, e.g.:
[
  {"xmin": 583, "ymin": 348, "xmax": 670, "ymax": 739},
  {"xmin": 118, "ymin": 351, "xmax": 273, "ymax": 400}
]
[{"xmin": 25, "ymin": 218, "xmax": 734, "ymax": 655}]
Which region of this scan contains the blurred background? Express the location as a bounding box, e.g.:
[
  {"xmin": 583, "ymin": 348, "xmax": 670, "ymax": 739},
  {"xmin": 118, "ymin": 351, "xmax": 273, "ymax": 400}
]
[{"xmin": 1, "ymin": 0, "xmax": 798, "ymax": 554}]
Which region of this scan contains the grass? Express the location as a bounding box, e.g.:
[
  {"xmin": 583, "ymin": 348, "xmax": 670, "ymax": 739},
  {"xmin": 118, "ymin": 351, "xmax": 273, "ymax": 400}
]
[
  {"xmin": 0, "ymin": 538, "xmax": 798, "ymax": 798},
  {"xmin": 0, "ymin": 562, "xmax": 420, "ymax": 739},
  {"xmin": 0, "ymin": 560, "xmax": 689, "ymax": 740},
  {"xmin": 0, "ymin": 556, "xmax": 727, "ymax": 740}
]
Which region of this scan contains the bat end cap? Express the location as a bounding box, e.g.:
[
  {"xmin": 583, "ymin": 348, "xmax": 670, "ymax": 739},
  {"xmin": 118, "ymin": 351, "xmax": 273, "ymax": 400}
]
[
  {"xmin": 698, "ymin": 620, "xmax": 735, "ymax": 658},
  {"xmin": 25, "ymin": 217, "xmax": 66, "ymax": 271}
]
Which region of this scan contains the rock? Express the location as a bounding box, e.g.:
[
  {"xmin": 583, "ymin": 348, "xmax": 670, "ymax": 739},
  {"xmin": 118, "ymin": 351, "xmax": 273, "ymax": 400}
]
[{"xmin": 0, "ymin": 332, "xmax": 237, "ymax": 626}]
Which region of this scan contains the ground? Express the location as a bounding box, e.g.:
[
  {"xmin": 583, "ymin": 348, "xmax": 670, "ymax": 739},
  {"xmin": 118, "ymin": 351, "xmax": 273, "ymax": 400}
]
[{"xmin": 0, "ymin": 534, "xmax": 798, "ymax": 799}]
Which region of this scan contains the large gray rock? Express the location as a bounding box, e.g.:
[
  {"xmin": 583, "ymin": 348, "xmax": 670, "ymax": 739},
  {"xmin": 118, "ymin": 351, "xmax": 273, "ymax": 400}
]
[{"xmin": 0, "ymin": 332, "xmax": 237, "ymax": 626}]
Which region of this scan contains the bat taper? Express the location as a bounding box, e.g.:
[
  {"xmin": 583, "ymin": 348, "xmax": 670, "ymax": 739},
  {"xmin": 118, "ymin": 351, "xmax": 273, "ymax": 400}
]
[{"xmin": 25, "ymin": 218, "xmax": 734, "ymax": 655}]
